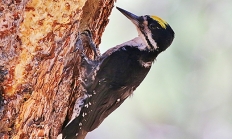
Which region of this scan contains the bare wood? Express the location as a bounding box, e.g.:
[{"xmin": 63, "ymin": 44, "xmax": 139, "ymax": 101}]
[{"xmin": 0, "ymin": 0, "xmax": 115, "ymax": 138}]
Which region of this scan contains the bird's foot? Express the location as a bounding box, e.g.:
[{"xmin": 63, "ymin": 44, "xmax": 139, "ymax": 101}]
[{"xmin": 81, "ymin": 30, "xmax": 101, "ymax": 60}]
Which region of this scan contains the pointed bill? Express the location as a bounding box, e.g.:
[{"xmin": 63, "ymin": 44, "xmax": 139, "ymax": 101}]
[{"xmin": 116, "ymin": 7, "xmax": 140, "ymax": 27}]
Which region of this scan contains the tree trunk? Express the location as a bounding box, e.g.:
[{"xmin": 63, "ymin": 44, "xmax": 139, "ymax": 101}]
[{"xmin": 0, "ymin": 0, "xmax": 115, "ymax": 138}]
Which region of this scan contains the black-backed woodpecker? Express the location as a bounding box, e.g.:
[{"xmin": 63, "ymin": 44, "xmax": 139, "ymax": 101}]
[{"xmin": 59, "ymin": 7, "xmax": 175, "ymax": 139}]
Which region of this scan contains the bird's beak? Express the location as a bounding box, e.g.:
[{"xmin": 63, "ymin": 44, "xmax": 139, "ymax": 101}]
[{"xmin": 116, "ymin": 7, "xmax": 141, "ymax": 27}]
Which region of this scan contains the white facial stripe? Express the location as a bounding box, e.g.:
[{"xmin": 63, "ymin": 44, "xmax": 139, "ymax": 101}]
[
  {"xmin": 144, "ymin": 25, "xmax": 158, "ymax": 50},
  {"xmin": 138, "ymin": 17, "xmax": 158, "ymax": 50},
  {"xmin": 136, "ymin": 27, "xmax": 151, "ymax": 50}
]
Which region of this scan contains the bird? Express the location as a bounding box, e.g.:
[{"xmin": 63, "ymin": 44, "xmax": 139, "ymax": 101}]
[{"xmin": 59, "ymin": 6, "xmax": 175, "ymax": 139}]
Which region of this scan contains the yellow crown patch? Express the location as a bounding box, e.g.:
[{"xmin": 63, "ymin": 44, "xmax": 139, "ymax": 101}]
[{"xmin": 150, "ymin": 15, "xmax": 168, "ymax": 29}]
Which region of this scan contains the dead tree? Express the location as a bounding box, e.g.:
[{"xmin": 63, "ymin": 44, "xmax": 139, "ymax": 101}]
[{"xmin": 0, "ymin": 0, "xmax": 115, "ymax": 138}]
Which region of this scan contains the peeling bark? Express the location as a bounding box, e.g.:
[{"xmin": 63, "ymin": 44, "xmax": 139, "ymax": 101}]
[{"xmin": 0, "ymin": 0, "xmax": 115, "ymax": 138}]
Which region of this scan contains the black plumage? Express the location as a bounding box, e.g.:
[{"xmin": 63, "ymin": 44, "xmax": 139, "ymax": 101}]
[
  {"xmin": 62, "ymin": 45, "xmax": 159, "ymax": 139},
  {"xmin": 83, "ymin": 45, "xmax": 159, "ymax": 130},
  {"xmin": 60, "ymin": 6, "xmax": 174, "ymax": 139}
]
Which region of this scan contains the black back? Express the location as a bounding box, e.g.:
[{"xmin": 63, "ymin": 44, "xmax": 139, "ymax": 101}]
[{"xmin": 62, "ymin": 45, "xmax": 160, "ymax": 139}]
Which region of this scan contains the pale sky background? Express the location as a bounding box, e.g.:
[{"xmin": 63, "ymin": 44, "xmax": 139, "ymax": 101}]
[{"xmin": 87, "ymin": 0, "xmax": 232, "ymax": 139}]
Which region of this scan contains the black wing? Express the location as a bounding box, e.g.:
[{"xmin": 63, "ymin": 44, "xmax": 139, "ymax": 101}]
[
  {"xmin": 61, "ymin": 46, "xmax": 157, "ymax": 138},
  {"xmin": 82, "ymin": 46, "xmax": 155, "ymax": 131}
]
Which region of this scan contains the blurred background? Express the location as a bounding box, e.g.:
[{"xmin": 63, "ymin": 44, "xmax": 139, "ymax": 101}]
[{"xmin": 87, "ymin": 0, "xmax": 232, "ymax": 139}]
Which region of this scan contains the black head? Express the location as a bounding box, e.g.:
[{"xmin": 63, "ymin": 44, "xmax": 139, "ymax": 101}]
[{"xmin": 117, "ymin": 7, "xmax": 175, "ymax": 52}]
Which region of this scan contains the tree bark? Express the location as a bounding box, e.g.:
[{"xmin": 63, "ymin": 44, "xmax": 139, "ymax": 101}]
[{"xmin": 0, "ymin": 0, "xmax": 115, "ymax": 138}]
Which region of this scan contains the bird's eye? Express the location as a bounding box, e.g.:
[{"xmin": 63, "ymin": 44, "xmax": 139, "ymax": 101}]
[{"xmin": 149, "ymin": 24, "xmax": 157, "ymax": 30}]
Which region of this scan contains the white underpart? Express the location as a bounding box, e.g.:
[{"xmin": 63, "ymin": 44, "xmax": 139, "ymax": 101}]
[
  {"xmin": 117, "ymin": 36, "xmax": 147, "ymax": 51},
  {"xmin": 65, "ymin": 94, "xmax": 88, "ymax": 127},
  {"xmin": 102, "ymin": 30, "xmax": 158, "ymax": 57}
]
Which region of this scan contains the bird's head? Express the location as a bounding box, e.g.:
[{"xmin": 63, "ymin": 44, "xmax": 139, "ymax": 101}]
[{"xmin": 117, "ymin": 7, "xmax": 175, "ymax": 52}]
